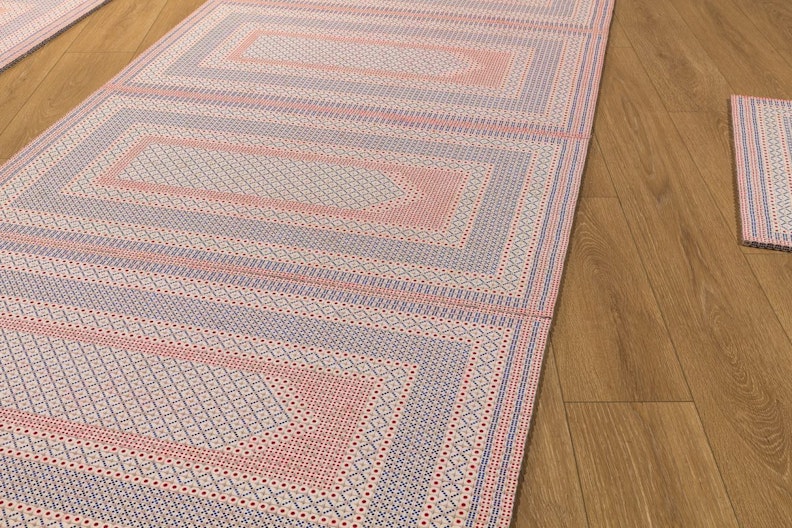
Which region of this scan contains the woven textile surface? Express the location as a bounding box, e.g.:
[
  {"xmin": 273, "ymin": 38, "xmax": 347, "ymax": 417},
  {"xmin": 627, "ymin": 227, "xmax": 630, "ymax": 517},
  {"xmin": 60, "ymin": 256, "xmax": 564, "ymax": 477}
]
[
  {"xmin": 0, "ymin": 0, "xmax": 109, "ymax": 71},
  {"xmin": 0, "ymin": 0, "xmax": 612, "ymax": 526},
  {"xmin": 733, "ymin": 96, "xmax": 792, "ymax": 250}
]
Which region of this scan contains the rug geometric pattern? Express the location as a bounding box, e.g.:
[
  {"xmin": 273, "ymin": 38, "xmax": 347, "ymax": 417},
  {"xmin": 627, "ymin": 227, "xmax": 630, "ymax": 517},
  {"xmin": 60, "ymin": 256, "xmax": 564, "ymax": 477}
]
[{"xmin": 0, "ymin": 0, "xmax": 613, "ymax": 526}]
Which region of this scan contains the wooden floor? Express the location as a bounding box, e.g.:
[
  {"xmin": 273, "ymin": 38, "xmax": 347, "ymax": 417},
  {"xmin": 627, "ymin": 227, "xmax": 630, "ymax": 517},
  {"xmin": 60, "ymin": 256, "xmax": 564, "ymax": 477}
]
[{"xmin": 1, "ymin": 0, "xmax": 792, "ymax": 526}]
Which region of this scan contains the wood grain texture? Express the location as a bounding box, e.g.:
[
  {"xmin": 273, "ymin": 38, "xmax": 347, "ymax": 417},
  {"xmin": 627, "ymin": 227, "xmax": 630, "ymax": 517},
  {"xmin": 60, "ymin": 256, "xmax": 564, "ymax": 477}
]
[
  {"xmin": 614, "ymin": 0, "xmax": 730, "ymax": 112},
  {"xmin": 134, "ymin": 0, "xmax": 206, "ymax": 56},
  {"xmin": 746, "ymin": 254, "xmax": 792, "ymax": 341},
  {"xmin": 567, "ymin": 403, "xmax": 738, "ymax": 527},
  {"xmin": 596, "ymin": 45, "xmax": 792, "ymax": 526},
  {"xmin": 68, "ymin": 0, "xmax": 167, "ymax": 53},
  {"xmin": 605, "ymin": 18, "xmax": 631, "ymax": 49},
  {"xmin": 552, "ymin": 197, "xmax": 688, "ymax": 402},
  {"xmin": 0, "ymin": 52, "xmax": 134, "ymax": 158},
  {"xmin": 669, "ymin": 0, "xmax": 792, "ymax": 99},
  {"xmin": 0, "ymin": 17, "xmax": 87, "ymax": 134},
  {"xmin": 579, "ymin": 139, "xmax": 616, "ymax": 198},
  {"xmin": 512, "ymin": 349, "xmax": 588, "ymax": 528},
  {"xmin": 731, "ymin": 0, "xmax": 792, "ymax": 61},
  {"xmin": 669, "ymin": 110, "xmax": 742, "ymax": 245}
]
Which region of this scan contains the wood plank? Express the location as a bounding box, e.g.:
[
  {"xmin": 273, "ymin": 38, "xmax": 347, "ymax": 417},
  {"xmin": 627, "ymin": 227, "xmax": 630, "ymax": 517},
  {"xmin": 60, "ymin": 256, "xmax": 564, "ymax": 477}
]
[
  {"xmin": 596, "ymin": 45, "xmax": 792, "ymax": 526},
  {"xmin": 134, "ymin": 0, "xmax": 206, "ymax": 57},
  {"xmin": 746, "ymin": 254, "xmax": 792, "ymax": 341},
  {"xmin": 0, "ymin": 17, "xmax": 88, "ymax": 134},
  {"xmin": 740, "ymin": 245, "xmax": 776, "ymax": 254},
  {"xmin": 0, "ymin": 52, "xmax": 134, "ymax": 159},
  {"xmin": 512, "ymin": 348, "xmax": 588, "ymax": 528},
  {"xmin": 669, "ymin": 110, "xmax": 741, "ymax": 245},
  {"xmin": 606, "ymin": 18, "xmax": 631, "ymax": 49},
  {"xmin": 669, "ymin": 0, "xmax": 792, "ymax": 99},
  {"xmin": 579, "ymin": 139, "xmax": 616, "ymax": 198},
  {"xmin": 730, "ymin": 0, "xmax": 792, "ymax": 62},
  {"xmin": 67, "ymin": 0, "xmax": 167, "ymax": 53},
  {"xmin": 614, "ymin": 0, "xmax": 730, "ymax": 112},
  {"xmin": 567, "ymin": 403, "xmax": 738, "ymax": 527},
  {"xmin": 552, "ymin": 197, "xmax": 688, "ymax": 402}
]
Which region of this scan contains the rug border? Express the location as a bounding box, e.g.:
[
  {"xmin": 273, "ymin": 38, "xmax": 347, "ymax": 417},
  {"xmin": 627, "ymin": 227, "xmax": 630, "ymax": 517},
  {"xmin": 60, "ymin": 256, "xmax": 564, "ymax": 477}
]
[{"xmin": 732, "ymin": 94, "xmax": 792, "ymax": 251}]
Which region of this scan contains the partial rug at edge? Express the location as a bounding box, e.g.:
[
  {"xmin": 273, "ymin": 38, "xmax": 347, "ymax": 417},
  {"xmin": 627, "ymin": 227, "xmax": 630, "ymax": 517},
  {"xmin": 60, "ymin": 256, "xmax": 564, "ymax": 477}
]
[
  {"xmin": 733, "ymin": 95, "xmax": 792, "ymax": 251},
  {"xmin": 0, "ymin": 0, "xmax": 612, "ymax": 526},
  {"xmin": 0, "ymin": 0, "xmax": 111, "ymax": 71}
]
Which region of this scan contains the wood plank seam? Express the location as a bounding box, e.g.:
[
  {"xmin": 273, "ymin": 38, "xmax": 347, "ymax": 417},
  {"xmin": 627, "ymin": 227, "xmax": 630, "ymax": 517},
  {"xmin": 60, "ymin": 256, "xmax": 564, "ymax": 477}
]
[
  {"xmin": 595, "ymin": 44, "xmax": 757, "ymax": 525},
  {"xmin": 557, "ymin": 351, "xmax": 595, "ymax": 528}
]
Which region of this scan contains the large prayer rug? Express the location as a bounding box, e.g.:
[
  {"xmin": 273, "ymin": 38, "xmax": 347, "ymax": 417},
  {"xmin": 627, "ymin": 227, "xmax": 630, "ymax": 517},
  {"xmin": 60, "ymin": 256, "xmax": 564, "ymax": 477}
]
[
  {"xmin": 733, "ymin": 95, "xmax": 792, "ymax": 251},
  {"xmin": 0, "ymin": 0, "xmax": 612, "ymax": 526},
  {"xmin": 0, "ymin": 0, "xmax": 110, "ymax": 71}
]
